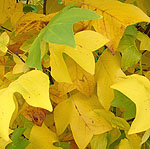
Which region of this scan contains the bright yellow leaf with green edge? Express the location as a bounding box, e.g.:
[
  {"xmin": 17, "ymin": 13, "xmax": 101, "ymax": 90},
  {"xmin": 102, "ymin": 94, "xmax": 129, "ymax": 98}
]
[
  {"xmin": 82, "ymin": 0, "xmax": 150, "ymax": 53},
  {"xmin": 137, "ymin": 31, "xmax": 150, "ymax": 51},
  {"xmin": 54, "ymin": 93, "xmax": 111, "ymax": 149},
  {"xmin": 27, "ymin": 123, "xmax": 61, "ymax": 149},
  {"xmin": 95, "ymin": 49, "xmax": 125, "ymax": 110},
  {"xmin": 111, "ymin": 74, "xmax": 150, "ymax": 134},
  {"xmin": 0, "ymin": 32, "xmax": 9, "ymax": 56},
  {"xmin": 57, "ymin": 57, "xmax": 95, "ymax": 97},
  {"xmin": 50, "ymin": 30, "xmax": 109, "ymax": 83},
  {"xmin": 0, "ymin": 0, "xmax": 16, "ymax": 25},
  {"xmin": 0, "ymin": 70, "xmax": 52, "ymax": 141}
]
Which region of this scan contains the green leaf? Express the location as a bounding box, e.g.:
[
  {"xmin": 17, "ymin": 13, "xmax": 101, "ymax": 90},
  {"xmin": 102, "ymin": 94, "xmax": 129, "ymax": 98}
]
[
  {"xmin": 111, "ymin": 90, "xmax": 136, "ymax": 120},
  {"xmin": 19, "ymin": 114, "xmax": 34, "ymax": 138},
  {"xmin": 6, "ymin": 128, "xmax": 30, "ymax": 149},
  {"xmin": 23, "ymin": 4, "xmax": 38, "ymax": 13},
  {"xmin": 124, "ymin": 25, "xmax": 137, "ymax": 36},
  {"xmin": 26, "ymin": 4, "xmax": 101, "ymax": 70},
  {"xmin": 117, "ymin": 35, "xmax": 142, "ymax": 71},
  {"xmin": 90, "ymin": 133, "xmax": 107, "ymax": 149},
  {"xmin": 142, "ymin": 138, "xmax": 150, "ymax": 149}
]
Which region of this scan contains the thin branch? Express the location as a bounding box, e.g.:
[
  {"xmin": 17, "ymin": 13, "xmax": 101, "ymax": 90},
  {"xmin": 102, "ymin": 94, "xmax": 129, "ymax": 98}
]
[
  {"xmin": 0, "ymin": 26, "xmax": 12, "ymax": 32},
  {"xmin": 43, "ymin": 0, "xmax": 47, "ymax": 15},
  {"xmin": 26, "ymin": 0, "xmax": 29, "ymax": 4},
  {"xmin": 16, "ymin": 0, "xmax": 19, "ymax": 3}
]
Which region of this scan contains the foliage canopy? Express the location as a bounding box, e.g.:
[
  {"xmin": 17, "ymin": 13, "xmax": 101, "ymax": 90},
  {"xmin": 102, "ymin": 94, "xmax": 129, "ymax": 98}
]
[{"xmin": 0, "ymin": 0, "xmax": 150, "ymax": 148}]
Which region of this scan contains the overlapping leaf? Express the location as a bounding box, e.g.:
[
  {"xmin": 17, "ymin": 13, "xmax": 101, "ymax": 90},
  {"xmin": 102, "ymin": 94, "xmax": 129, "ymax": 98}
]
[
  {"xmin": 117, "ymin": 35, "xmax": 142, "ymax": 71},
  {"xmin": 27, "ymin": 123, "xmax": 61, "ymax": 149},
  {"xmin": 56, "ymin": 57, "xmax": 95, "ymax": 97},
  {"xmin": 0, "ymin": 32, "xmax": 9, "ymax": 56},
  {"xmin": 81, "ymin": 0, "xmax": 150, "ymax": 53},
  {"xmin": 111, "ymin": 74, "xmax": 150, "ymax": 134},
  {"xmin": 54, "ymin": 93, "xmax": 111, "ymax": 148},
  {"xmin": 0, "ymin": 70, "xmax": 52, "ymax": 141},
  {"xmin": 111, "ymin": 90, "xmax": 136, "ymax": 120},
  {"xmin": 26, "ymin": 5, "xmax": 101, "ymax": 69},
  {"xmin": 95, "ymin": 50, "xmax": 125, "ymax": 110},
  {"xmin": 137, "ymin": 31, "xmax": 150, "ymax": 51},
  {"xmin": 50, "ymin": 30, "xmax": 109, "ymax": 83}
]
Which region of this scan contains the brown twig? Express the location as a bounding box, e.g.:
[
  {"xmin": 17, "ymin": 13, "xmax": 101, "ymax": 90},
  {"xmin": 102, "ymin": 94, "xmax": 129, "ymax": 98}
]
[
  {"xmin": 43, "ymin": 0, "xmax": 47, "ymax": 15},
  {"xmin": 0, "ymin": 26, "xmax": 12, "ymax": 32}
]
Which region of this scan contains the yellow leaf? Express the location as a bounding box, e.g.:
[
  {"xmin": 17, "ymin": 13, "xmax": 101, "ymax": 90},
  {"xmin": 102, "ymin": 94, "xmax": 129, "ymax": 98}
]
[
  {"xmin": 54, "ymin": 98, "xmax": 73, "ymax": 135},
  {"xmin": 12, "ymin": 54, "xmax": 26, "ymax": 74},
  {"xmin": 0, "ymin": 137, "xmax": 12, "ymax": 149},
  {"xmin": 54, "ymin": 93, "xmax": 111, "ymax": 149},
  {"xmin": 111, "ymin": 74, "xmax": 150, "ymax": 134},
  {"xmin": 119, "ymin": 138, "xmax": 131, "ymax": 149},
  {"xmin": 27, "ymin": 123, "xmax": 61, "ymax": 149},
  {"xmin": 95, "ymin": 50, "xmax": 125, "ymax": 110},
  {"xmin": 125, "ymin": 0, "xmax": 150, "ymax": 15},
  {"xmin": 82, "ymin": 0, "xmax": 150, "ymax": 53},
  {"xmin": 0, "ymin": 56, "xmax": 8, "ymax": 79},
  {"xmin": 10, "ymin": 2, "xmax": 24, "ymax": 28},
  {"xmin": 127, "ymin": 134, "xmax": 141, "ymax": 149},
  {"xmin": 57, "ymin": 57, "xmax": 95, "ymax": 97},
  {"xmin": 0, "ymin": 0, "xmax": 16, "ymax": 25},
  {"xmin": 137, "ymin": 31, "xmax": 150, "ymax": 51},
  {"xmin": 0, "ymin": 70, "xmax": 52, "ymax": 141},
  {"xmin": 119, "ymin": 134, "xmax": 141, "ymax": 149},
  {"xmin": 49, "ymin": 83, "xmax": 68, "ymax": 104},
  {"xmin": 16, "ymin": 12, "xmax": 55, "ymax": 35},
  {"xmin": 0, "ymin": 88, "xmax": 16, "ymax": 141},
  {"xmin": 50, "ymin": 30, "xmax": 109, "ymax": 83},
  {"xmin": 0, "ymin": 32, "xmax": 9, "ymax": 56}
]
